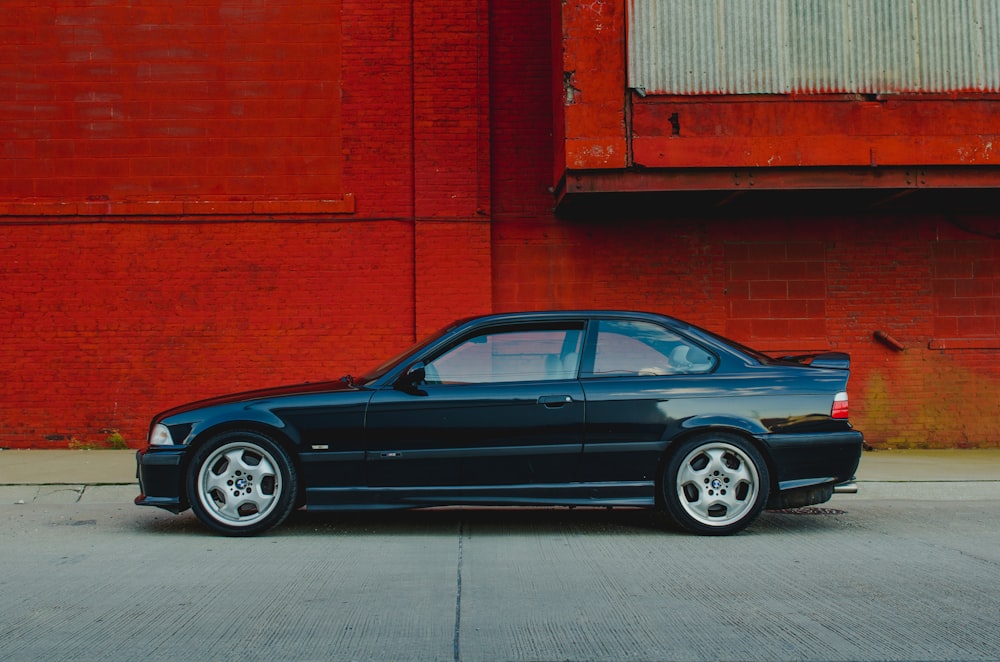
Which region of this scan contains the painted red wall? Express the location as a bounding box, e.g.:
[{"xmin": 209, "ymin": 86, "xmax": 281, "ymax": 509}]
[
  {"xmin": 490, "ymin": 216, "xmax": 1000, "ymax": 448},
  {"xmin": 1, "ymin": 1, "xmax": 997, "ymax": 450},
  {"xmin": 1, "ymin": 0, "xmax": 492, "ymax": 448},
  {"xmin": 490, "ymin": 2, "xmax": 1000, "ymax": 448},
  {"xmin": 0, "ymin": 221, "xmax": 415, "ymax": 447},
  {"xmin": 0, "ymin": 0, "xmax": 352, "ymax": 217}
]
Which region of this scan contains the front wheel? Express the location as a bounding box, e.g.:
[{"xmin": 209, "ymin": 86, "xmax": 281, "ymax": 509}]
[
  {"xmin": 661, "ymin": 433, "xmax": 769, "ymax": 536},
  {"xmin": 187, "ymin": 431, "xmax": 297, "ymax": 536}
]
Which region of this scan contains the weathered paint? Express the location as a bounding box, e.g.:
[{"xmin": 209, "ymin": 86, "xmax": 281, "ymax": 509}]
[
  {"xmin": 630, "ymin": 97, "xmax": 1000, "ymax": 169},
  {"xmin": 557, "ymin": 0, "xmax": 1000, "ymax": 184},
  {"xmin": 559, "ymin": 0, "xmax": 628, "ymax": 170}
]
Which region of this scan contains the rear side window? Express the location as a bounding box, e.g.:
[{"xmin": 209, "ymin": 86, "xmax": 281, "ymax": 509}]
[{"xmin": 582, "ymin": 320, "xmax": 716, "ymax": 378}]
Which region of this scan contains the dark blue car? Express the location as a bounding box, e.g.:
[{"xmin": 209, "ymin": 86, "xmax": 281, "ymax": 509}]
[{"xmin": 136, "ymin": 311, "xmax": 863, "ymax": 536}]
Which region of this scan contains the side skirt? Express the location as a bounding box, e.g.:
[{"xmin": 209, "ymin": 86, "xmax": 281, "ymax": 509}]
[{"xmin": 305, "ymin": 481, "xmax": 656, "ymax": 511}]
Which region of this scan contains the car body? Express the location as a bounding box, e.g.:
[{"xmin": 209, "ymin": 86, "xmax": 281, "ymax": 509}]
[{"xmin": 136, "ymin": 310, "xmax": 863, "ymax": 536}]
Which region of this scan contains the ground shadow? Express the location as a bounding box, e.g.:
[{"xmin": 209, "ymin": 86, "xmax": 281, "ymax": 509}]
[{"xmin": 134, "ymin": 504, "xmax": 852, "ymax": 538}]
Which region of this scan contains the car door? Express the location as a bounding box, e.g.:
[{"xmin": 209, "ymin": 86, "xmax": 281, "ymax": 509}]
[
  {"xmin": 365, "ymin": 323, "xmax": 586, "ymax": 488},
  {"xmin": 578, "ymin": 318, "xmax": 719, "ymax": 483}
]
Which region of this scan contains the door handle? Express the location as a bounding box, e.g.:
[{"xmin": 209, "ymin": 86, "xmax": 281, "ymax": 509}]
[{"xmin": 538, "ymin": 395, "xmax": 573, "ymax": 408}]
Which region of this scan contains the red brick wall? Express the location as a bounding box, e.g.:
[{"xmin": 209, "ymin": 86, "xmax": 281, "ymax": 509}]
[
  {"xmin": 1, "ymin": 0, "xmax": 351, "ymax": 217},
  {"xmin": 0, "ymin": 220, "xmax": 415, "ymax": 448},
  {"xmin": 490, "ymin": 214, "xmax": 1000, "ymax": 448},
  {"xmin": 1, "ymin": 1, "xmax": 998, "ymax": 450},
  {"xmin": 1, "ymin": 0, "xmax": 493, "ymax": 448},
  {"xmin": 412, "ymin": 0, "xmax": 493, "ymax": 335}
]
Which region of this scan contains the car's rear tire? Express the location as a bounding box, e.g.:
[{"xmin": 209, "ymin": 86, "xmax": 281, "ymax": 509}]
[
  {"xmin": 187, "ymin": 430, "xmax": 297, "ymax": 536},
  {"xmin": 661, "ymin": 432, "xmax": 769, "ymax": 536}
]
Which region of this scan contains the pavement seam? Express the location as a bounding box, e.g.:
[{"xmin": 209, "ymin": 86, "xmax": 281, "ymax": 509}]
[{"xmin": 453, "ymin": 520, "xmax": 464, "ymax": 662}]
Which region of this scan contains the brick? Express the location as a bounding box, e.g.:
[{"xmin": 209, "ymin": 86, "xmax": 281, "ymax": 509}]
[
  {"xmin": 959, "ymin": 316, "xmax": 997, "ymax": 336},
  {"xmin": 935, "ymin": 260, "xmax": 974, "ymax": 279},
  {"xmin": 729, "ymin": 299, "xmax": 771, "ymax": 319},
  {"xmin": 748, "ymin": 281, "xmax": 789, "ymax": 300},
  {"xmin": 788, "ymin": 280, "xmax": 826, "ymax": 299},
  {"xmin": 727, "ymin": 261, "xmax": 771, "ymax": 280}
]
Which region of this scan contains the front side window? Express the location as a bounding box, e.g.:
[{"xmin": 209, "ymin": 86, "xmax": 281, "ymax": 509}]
[
  {"xmin": 583, "ymin": 320, "xmax": 716, "ymax": 377},
  {"xmin": 425, "ymin": 327, "xmax": 583, "ymax": 385}
]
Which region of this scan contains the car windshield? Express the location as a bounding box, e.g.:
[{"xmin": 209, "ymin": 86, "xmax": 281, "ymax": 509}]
[{"xmin": 354, "ymin": 320, "xmax": 464, "ymax": 385}]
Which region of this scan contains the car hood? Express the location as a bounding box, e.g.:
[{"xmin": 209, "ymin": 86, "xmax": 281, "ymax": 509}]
[{"xmin": 154, "ymin": 379, "xmax": 357, "ymax": 421}]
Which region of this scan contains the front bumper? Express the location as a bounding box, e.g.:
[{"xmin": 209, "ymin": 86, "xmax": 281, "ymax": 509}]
[{"xmin": 135, "ymin": 446, "xmax": 188, "ymax": 513}]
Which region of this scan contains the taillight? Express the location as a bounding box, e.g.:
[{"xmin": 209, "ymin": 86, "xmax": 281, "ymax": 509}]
[{"xmin": 831, "ymin": 392, "xmax": 849, "ymax": 419}]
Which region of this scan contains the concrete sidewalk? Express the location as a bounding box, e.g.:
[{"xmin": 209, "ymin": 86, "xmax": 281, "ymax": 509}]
[
  {"xmin": 0, "ymin": 447, "xmax": 998, "ymax": 504},
  {"xmin": 0, "ymin": 449, "xmax": 137, "ymax": 505}
]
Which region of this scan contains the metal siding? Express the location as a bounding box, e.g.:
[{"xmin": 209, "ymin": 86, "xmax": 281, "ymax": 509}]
[{"xmin": 628, "ymin": 0, "xmax": 1000, "ymax": 94}]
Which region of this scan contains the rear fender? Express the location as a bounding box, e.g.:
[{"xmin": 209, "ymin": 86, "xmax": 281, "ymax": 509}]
[{"xmin": 678, "ymin": 414, "xmax": 769, "ymax": 437}]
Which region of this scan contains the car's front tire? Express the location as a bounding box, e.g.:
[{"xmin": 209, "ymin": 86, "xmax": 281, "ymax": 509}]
[
  {"xmin": 661, "ymin": 432, "xmax": 769, "ymax": 535},
  {"xmin": 187, "ymin": 430, "xmax": 297, "ymax": 536}
]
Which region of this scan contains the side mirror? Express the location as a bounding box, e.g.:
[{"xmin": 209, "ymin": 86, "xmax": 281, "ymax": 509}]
[
  {"xmin": 406, "ymin": 362, "xmax": 426, "ymax": 384},
  {"xmin": 395, "ymin": 362, "xmax": 426, "ymax": 391}
]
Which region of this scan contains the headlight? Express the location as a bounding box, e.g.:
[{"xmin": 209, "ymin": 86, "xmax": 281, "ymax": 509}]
[{"xmin": 149, "ymin": 424, "xmax": 173, "ymax": 446}]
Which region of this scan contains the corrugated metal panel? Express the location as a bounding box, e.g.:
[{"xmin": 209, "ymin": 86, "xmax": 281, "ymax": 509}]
[{"xmin": 628, "ymin": 0, "xmax": 1000, "ymax": 94}]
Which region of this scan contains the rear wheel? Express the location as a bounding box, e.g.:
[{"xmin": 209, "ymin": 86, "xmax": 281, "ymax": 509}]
[
  {"xmin": 187, "ymin": 430, "xmax": 297, "ymax": 536},
  {"xmin": 661, "ymin": 432, "xmax": 769, "ymax": 535}
]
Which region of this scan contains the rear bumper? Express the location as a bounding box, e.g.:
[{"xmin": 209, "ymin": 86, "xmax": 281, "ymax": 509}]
[
  {"xmin": 135, "ymin": 446, "xmax": 188, "ymax": 513},
  {"xmin": 763, "ymin": 429, "xmax": 864, "ymax": 494}
]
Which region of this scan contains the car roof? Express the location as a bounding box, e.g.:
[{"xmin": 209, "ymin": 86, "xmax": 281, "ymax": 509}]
[{"xmin": 454, "ymin": 310, "xmax": 686, "ymax": 326}]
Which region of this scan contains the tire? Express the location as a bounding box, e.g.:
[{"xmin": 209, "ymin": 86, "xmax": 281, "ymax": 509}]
[
  {"xmin": 187, "ymin": 430, "xmax": 297, "ymax": 536},
  {"xmin": 661, "ymin": 432, "xmax": 769, "ymax": 536}
]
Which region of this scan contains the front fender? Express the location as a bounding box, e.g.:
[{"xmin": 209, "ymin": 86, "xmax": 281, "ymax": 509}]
[
  {"xmin": 183, "ymin": 407, "xmax": 301, "ymax": 448},
  {"xmin": 170, "ymin": 407, "xmax": 301, "ymax": 446}
]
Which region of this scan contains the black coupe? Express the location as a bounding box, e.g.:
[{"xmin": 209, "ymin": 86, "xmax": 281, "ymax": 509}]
[{"xmin": 136, "ymin": 311, "xmax": 863, "ymax": 536}]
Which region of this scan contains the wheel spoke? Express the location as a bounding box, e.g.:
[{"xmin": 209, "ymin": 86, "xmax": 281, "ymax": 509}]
[
  {"xmin": 203, "ymin": 467, "xmax": 232, "ymax": 495},
  {"xmin": 685, "ymin": 493, "xmax": 725, "ymax": 520},
  {"xmin": 234, "ymin": 449, "xmax": 276, "ymax": 479},
  {"xmin": 727, "ymin": 458, "xmax": 755, "ymax": 488},
  {"xmin": 214, "ymin": 493, "xmax": 243, "ymax": 520},
  {"xmin": 677, "ymin": 450, "xmax": 711, "ymax": 484},
  {"xmin": 703, "ymin": 447, "xmax": 729, "ymax": 474}
]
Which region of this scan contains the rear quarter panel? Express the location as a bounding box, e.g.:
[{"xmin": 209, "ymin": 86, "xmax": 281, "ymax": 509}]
[{"xmin": 579, "ymin": 363, "xmax": 854, "ymax": 483}]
